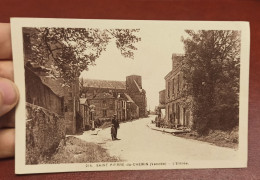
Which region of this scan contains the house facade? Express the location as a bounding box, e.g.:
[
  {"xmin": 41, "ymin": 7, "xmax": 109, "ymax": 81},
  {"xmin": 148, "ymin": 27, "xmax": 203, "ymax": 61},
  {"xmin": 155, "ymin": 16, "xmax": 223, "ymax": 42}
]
[
  {"xmin": 80, "ymin": 75, "xmax": 146, "ymax": 126},
  {"xmin": 87, "ymin": 93, "xmax": 127, "ymax": 121},
  {"xmin": 25, "ymin": 65, "xmax": 64, "ymax": 115},
  {"xmin": 162, "ymin": 53, "xmax": 193, "ymax": 128},
  {"xmin": 25, "ymin": 63, "xmax": 82, "ymax": 135}
]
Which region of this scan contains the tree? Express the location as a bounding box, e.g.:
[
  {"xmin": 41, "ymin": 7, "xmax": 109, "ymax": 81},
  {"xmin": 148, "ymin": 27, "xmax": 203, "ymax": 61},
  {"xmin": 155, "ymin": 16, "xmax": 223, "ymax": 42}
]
[
  {"xmin": 23, "ymin": 27, "xmax": 141, "ymax": 84},
  {"xmin": 181, "ymin": 30, "xmax": 241, "ymax": 135}
]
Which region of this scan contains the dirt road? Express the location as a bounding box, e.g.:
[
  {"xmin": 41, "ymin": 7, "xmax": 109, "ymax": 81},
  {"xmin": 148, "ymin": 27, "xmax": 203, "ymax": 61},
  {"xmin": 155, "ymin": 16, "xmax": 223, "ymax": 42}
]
[{"xmin": 75, "ymin": 115, "xmax": 238, "ymax": 162}]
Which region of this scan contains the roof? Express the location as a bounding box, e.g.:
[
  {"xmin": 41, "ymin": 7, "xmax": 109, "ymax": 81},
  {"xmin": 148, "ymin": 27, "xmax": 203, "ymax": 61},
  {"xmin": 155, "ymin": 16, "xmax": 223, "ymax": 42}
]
[
  {"xmin": 126, "ymin": 74, "xmax": 141, "ymax": 78},
  {"xmin": 40, "ymin": 76, "xmax": 66, "ymax": 97},
  {"xmin": 133, "ymin": 80, "xmax": 142, "ymax": 93},
  {"xmin": 83, "ymin": 79, "xmax": 126, "ymax": 89},
  {"xmin": 25, "ymin": 65, "xmax": 66, "ymax": 97},
  {"xmin": 123, "ymin": 93, "xmax": 134, "ymax": 103},
  {"xmin": 87, "ymin": 92, "xmax": 115, "ymax": 100},
  {"xmin": 165, "ymin": 54, "xmax": 184, "ymax": 80}
]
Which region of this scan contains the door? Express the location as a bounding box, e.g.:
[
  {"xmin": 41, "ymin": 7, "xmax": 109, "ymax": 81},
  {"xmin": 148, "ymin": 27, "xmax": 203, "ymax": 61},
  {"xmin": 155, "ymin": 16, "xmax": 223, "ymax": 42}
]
[{"xmin": 183, "ymin": 108, "xmax": 186, "ymax": 126}]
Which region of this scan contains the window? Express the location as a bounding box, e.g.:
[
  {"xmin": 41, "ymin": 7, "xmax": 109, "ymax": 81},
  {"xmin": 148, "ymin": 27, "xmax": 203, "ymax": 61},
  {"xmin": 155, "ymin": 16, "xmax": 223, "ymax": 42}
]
[
  {"xmin": 64, "ymin": 105, "xmax": 68, "ymax": 112},
  {"xmin": 177, "ymin": 74, "xmax": 180, "ymax": 92},
  {"xmin": 61, "ymin": 97, "xmax": 64, "ymax": 113},
  {"xmin": 172, "ymin": 78, "xmax": 175, "ymax": 95},
  {"xmin": 176, "ymin": 104, "xmax": 180, "ymax": 124},
  {"xmin": 103, "ymin": 100, "xmax": 106, "ymax": 107},
  {"xmin": 168, "ymin": 105, "xmax": 170, "ymax": 120},
  {"xmin": 68, "ymin": 100, "xmax": 73, "ymax": 111},
  {"xmin": 183, "ymin": 108, "xmax": 186, "ymax": 126},
  {"xmin": 172, "ymin": 103, "xmax": 175, "ymax": 115},
  {"xmin": 167, "ymin": 81, "xmax": 171, "ymax": 98},
  {"xmin": 172, "ymin": 103, "xmax": 175, "ymax": 123},
  {"xmin": 103, "ymin": 110, "xmax": 107, "ymax": 117},
  {"xmin": 76, "ymin": 100, "xmax": 80, "ymax": 112}
]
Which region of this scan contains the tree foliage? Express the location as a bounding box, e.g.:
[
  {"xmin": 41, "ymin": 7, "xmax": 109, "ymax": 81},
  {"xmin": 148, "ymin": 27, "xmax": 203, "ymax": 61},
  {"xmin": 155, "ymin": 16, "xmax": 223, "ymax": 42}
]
[
  {"xmin": 181, "ymin": 30, "xmax": 241, "ymax": 135},
  {"xmin": 23, "ymin": 27, "xmax": 141, "ymax": 83}
]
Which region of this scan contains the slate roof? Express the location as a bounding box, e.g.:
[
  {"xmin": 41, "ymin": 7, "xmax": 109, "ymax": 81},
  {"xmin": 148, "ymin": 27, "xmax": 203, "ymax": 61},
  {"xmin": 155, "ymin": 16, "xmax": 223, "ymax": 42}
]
[
  {"xmin": 87, "ymin": 92, "xmax": 115, "ymax": 100},
  {"xmin": 40, "ymin": 76, "xmax": 66, "ymax": 97},
  {"xmin": 83, "ymin": 79, "xmax": 126, "ymax": 89},
  {"xmin": 133, "ymin": 80, "xmax": 142, "ymax": 93},
  {"xmin": 25, "ymin": 65, "xmax": 66, "ymax": 97},
  {"xmin": 123, "ymin": 93, "xmax": 134, "ymax": 103}
]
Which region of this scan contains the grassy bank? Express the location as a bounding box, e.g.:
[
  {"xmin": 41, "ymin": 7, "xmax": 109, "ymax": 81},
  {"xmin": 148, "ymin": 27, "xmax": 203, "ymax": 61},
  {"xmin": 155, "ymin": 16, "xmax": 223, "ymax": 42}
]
[
  {"xmin": 176, "ymin": 126, "xmax": 239, "ymax": 149},
  {"xmin": 44, "ymin": 136, "xmax": 121, "ymax": 164}
]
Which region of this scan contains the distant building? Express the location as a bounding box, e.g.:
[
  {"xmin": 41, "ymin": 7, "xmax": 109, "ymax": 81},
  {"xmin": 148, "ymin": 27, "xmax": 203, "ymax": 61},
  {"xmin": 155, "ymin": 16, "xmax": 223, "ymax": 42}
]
[
  {"xmin": 158, "ymin": 89, "xmax": 166, "ymax": 112},
  {"xmin": 88, "ymin": 92, "xmax": 126, "ymax": 120},
  {"xmin": 161, "ymin": 53, "xmax": 193, "ymax": 128},
  {"xmin": 80, "ymin": 75, "xmax": 147, "ymax": 126},
  {"xmin": 126, "ymin": 75, "xmax": 147, "ymax": 117}
]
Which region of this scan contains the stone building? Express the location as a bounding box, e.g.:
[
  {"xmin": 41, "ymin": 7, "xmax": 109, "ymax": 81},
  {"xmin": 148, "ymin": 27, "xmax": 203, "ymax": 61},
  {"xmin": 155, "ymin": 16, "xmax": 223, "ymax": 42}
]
[
  {"xmin": 88, "ymin": 92, "xmax": 126, "ymax": 121},
  {"xmin": 23, "ymin": 27, "xmax": 82, "ymax": 135},
  {"xmin": 25, "ymin": 65, "xmax": 66, "ymax": 164},
  {"xmin": 124, "ymin": 93, "xmax": 140, "ymax": 119},
  {"xmin": 80, "ymin": 75, "xmax": 146, "ymax": 125},
  {"xmin": 126, "ymin": 75, "xmax": 147, "ymax": 117},
  {"xmin": 79, "ymin": 91, "xmax": 140, "ymax": 130},
  {"xmin": 25, "ymin": 65, "xmax": 64, "ymax": 115},
  {"xmin": 161, "ymin": 53, "xmax": 193, "ymax": 128},
  {"xmin": 25, "ymin": 63, "xmax": 82, "ymax": 135}
]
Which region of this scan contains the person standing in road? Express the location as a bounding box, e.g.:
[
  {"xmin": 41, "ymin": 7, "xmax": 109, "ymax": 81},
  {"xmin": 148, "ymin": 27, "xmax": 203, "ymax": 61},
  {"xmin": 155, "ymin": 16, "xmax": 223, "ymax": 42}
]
[
  {"xmin": 111, "ymin": 124, "xmax": 116, "ymax": 140},
  {"xmin": 111, "ymin": 114, "xmax": 120, "ymax": 140}
]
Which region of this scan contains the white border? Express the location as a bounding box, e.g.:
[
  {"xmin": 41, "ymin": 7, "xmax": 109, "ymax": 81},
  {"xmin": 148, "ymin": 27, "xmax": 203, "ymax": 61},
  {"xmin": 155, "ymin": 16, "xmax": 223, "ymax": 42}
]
[{"xmin": 11, "ymin": 18, "xmax": 250, "ymax": 174}]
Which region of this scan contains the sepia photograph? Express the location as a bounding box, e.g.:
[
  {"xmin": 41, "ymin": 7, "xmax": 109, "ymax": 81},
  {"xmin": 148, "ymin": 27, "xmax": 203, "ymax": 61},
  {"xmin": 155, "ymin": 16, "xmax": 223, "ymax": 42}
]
[{"xmin": 11, "ymin": 18, "xmax": 249, "ymax": 174}]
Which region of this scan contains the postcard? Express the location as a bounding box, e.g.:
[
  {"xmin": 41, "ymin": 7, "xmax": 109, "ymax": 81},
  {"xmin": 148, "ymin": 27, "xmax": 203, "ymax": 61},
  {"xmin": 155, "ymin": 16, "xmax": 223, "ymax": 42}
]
[{"xmin": 11, "ymin": 18, "xmax": 249, "ymax": 174}]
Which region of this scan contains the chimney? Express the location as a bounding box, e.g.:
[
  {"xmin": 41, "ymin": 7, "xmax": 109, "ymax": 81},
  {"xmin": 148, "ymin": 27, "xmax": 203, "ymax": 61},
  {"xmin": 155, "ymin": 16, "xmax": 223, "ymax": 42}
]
[
  {"xmin": 172, "ymin": 53, "xmax": 183, "ymax": 70},
  {"xmin": 172, "ymin": 53, "xmax": 177, "ymax": 70}
]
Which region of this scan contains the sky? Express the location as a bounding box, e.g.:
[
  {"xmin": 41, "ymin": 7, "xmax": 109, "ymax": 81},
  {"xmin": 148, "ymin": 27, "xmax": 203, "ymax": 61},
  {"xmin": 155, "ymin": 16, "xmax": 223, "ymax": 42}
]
[{"xmin": 80, "ymin": 27, "xmax": 186, "ymax": 111}]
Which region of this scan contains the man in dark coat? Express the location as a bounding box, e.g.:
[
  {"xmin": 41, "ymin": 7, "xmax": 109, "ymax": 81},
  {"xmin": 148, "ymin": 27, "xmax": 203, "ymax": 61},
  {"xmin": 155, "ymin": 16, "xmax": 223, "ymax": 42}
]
[{"xmin": 111, "ymin": 114, "xmax": 120, "ymax": 140}]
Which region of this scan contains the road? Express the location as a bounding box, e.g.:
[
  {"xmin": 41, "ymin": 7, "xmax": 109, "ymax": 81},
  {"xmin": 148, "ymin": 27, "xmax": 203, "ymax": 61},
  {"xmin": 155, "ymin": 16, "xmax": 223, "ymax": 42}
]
[{"xmin": 75, "ymin": 115, "xmax": 238, "ymax": 162}]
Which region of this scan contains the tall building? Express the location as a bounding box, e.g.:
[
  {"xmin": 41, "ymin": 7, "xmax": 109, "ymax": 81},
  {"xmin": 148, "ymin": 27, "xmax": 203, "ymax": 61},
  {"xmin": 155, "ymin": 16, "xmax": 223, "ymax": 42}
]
[
  {"xmin": 161, "ymin": 53, "xmax": 193, "ymax": 128},
  {"xmin": 126, "ymin": 75, "xmax": 147, "ymax": 117}
]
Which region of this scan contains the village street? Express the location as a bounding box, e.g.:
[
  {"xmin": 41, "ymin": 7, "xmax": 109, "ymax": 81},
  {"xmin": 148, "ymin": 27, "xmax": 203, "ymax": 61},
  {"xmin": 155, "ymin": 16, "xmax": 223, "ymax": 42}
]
[{"xmin": 74, "ymin": 115, "xmax": 238, "ymax": 162}]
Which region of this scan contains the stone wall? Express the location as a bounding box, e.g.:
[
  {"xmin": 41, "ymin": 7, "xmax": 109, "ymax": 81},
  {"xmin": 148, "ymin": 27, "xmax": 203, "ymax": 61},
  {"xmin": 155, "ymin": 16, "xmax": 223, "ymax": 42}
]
[
  {"xmin": 128, "ymin": 93, "xmax": 147, "ymax": 117},
  {"xmin": 26, "ymin": 103, "xmax": 66, "ymax": 164},
  {"xmin": 128, "ymin": 102, "xmax": 139, "ymax": 119}
]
